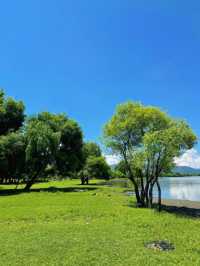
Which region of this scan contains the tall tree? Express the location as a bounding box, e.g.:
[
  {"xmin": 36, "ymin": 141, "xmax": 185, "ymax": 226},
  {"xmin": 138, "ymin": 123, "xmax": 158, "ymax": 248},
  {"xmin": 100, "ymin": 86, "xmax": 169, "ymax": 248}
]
[
  {"xmin": 0, "ymin": 132, "xmax": 25, "ymax": 184},
  {"xmin": 57, "ymin": 119, "xmax": 83, "ymax": 175},
  {"xmin": 0, "ymin": 90, "xmax": 25, "ymax": 184},
  {"xmin": 24, "ymin": 119, "xmax": 60, "ymax": 190},
  {"xmin": 103, "ymin": 102, "xmax": 170, "ymax": 206},
  {"xmin": 28, "ymin": 112, "xmax": 84, "ymax": 176},
  {"xmin": 103, "ymin": 101, "xmax": 196, "ymax": 209},
  {"xmin": 0, "ymin": 90, "xmax": 25, "ymax": 135},
  {"xmin": 142, "ymin": 121, "xmax": 196, "ymax": 210}
]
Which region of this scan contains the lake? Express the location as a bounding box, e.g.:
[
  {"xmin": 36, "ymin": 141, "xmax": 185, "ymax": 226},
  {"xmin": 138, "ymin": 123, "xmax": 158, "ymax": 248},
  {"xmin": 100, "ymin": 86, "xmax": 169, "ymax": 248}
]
[
  {"xmin": 107, "ymin": 177, "xmax": 200, "ymax": 201},
  {"xmin": 158, "ymin": 176, "xmax": 200, "ymax": 201}
]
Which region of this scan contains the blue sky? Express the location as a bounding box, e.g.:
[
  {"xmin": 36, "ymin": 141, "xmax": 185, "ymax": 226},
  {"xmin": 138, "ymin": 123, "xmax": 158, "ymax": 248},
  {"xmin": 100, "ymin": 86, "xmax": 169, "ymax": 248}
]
[{"xmin": 1, "ymin": 1, "xmax": 200, "ymax": 165}]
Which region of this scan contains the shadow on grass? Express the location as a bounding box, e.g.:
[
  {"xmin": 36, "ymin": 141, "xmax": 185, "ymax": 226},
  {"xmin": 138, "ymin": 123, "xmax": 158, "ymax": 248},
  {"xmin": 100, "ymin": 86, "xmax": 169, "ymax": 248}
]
[
  {"xmin": 126, "ymin": 200, "xmax": 200, "ymax": 218},
  {"xmin": 161, "ymin": 204, "xmax": 200, "ymax": 218},
  {"xmin": 0, "ymin": 186, "xmax": 97, "ymax": 197},
  {"xmin": 87, "ymin": 182, "xmax": 108, "ymax": 186}
]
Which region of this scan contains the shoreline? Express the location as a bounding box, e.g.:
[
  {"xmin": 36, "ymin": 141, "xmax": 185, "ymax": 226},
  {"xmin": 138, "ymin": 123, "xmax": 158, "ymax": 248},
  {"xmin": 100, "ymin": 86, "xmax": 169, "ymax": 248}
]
[{"xmin": 162, "ymin": 199, "xmax": 200, "ymax": 209}]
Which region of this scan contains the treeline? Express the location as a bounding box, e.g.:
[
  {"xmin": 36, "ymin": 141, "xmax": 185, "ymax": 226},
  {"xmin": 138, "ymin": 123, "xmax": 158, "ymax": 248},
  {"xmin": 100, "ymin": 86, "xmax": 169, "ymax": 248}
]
[
  {"xmin": 0, "ymin": 90, "xmax": 111, "ymax": 190},
  {"xmin": 1, "ymin": 90, "xmax": 197, "ymax": 210},
  {"xmin": 162, "ymin": 172, "xmax": 200, "ymax": 177}
]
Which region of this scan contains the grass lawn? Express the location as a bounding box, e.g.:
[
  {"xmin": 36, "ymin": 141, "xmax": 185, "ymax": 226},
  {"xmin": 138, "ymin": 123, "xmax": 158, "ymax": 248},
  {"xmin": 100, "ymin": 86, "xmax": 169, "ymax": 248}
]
[{"xmin": 0, "ymin": 180, "xmax": 200, "ymax": 266}]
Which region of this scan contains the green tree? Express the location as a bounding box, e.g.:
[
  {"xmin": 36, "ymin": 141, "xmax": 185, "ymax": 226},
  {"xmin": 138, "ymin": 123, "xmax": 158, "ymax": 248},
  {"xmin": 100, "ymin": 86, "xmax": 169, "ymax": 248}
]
[
  {"xmin": 28, "ymin": 112, "xmax": 84, "ymax": 176},
  {"xmin": 0, "ymin": 89, "xmax": 25, "ymax": 135},
  {"xmin": 85, "ymin": 156, "xmax": 111, "ymax": 180},
  {"xmin": 57, "ymin": 119, "xmax": 83, "ymax": 175},
  {"xmin": 114, "ymin": 160, "xmax": 127, "ymax": 178},
  {"xmin": 83, "ymin": 142, "xmax": 102, "ymax": 159},
  {"xmin": 0, "ymin": 132, "xmax": 25, "ymax": 184},
  {"xmin": 0, "ymin": 92, "xmax": 84, "ymax": 187},
  {"xmin": 0, "ymin": 90, "xmax": 25, "ymax": 184},
  {"xmin": 103, "ymin": 101, "xmax": 196, "ymax": 209},
  {"xmin": 142, "ymin": 121, "xmax": 196, "ymax": 210},
  {"xmin": 24, "ymin": 119, "xmax": 60, "ymax": 190}
]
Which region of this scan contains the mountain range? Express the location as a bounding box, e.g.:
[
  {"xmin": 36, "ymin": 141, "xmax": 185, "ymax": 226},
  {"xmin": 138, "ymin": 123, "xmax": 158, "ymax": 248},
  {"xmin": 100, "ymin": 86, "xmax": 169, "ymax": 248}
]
[
  {"xmin": 173, "ymin": 166, "xmax": 200, "ymax": 175},
  {"xmin": 111, "ymin": 162, "xmax": 200, "ymax": 176}
]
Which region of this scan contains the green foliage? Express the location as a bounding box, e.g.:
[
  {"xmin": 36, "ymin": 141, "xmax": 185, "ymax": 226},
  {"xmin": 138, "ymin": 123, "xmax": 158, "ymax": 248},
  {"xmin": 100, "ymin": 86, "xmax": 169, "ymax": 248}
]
[
  {"xmin": 0, "ymin": 93, "xmax": 83, "ymax": 187},
  {"xmin": 30, "ymin": 112, "xmax": 84, "ymax": 175},
  {"xmin": 79, "ymin": 142, "xmax": 103, "ymax": 183},
  {"xmin": 58, "ymin": 119, "xmax": 83, "ymax": 174},
  {"xmin": 143, "ymin": 120, "xmax": 197, "ymax": 177},
  {"xmin": 111, "ymin": 169, "xmax": 126, "ymax": 179},
  {"xmin": 103, "ymin": 101, "xmax": 197, "ymax": 207},
  {"xmin": 0, "ymin": 89, "xmax": 25, "ymax": 135},
  {"xmin": 0, "ymin": 90, "xmax": 26, "ymax": 184},
  {"xmin": 103, "ymin": 101, "xmax": 170, "ymax": 155},
  {"xmin": 83, "ymin": 142, "xmax": 102, "ymax": 159},
  {"xmin": 103, "ymin": 101, "xmax": 172, "ymax": 178},
  {"xmin": 85, "ymin": 156, "xmax": 111, "ymax": 179},
  {"xmin": 25, "ymin": 120, "xmax": 60, "ymax": 171},
  {"xmin": 114, "ymin": 160, "xmax": 127, "ymax": 178},
  {"xmin": 0, "ymin": 132, "xmax": 25, "ymax": 182}
]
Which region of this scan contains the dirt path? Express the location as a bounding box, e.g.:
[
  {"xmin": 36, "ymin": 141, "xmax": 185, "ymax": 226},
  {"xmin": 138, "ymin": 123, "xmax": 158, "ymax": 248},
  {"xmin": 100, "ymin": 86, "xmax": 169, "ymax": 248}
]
[
  {"xmin": 161, "ymin": 199, "xmax": 200, "ymax": 218},
  {"xmin": 162, "ymin": 199, "xmax": 200, "ymax": 209}
]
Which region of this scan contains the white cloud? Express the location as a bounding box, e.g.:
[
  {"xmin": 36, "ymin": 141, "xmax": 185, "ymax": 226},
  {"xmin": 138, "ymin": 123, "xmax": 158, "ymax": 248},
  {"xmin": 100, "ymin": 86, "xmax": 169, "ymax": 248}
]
[
  {"xmin": 175, "ymin": 149, "xmax": 200, "ymax": 169},
  {"xmin": 105, "ymin": 149, "xmax": 200, "ymax": 169},
  {"xmin": 105, "ymin": 154, "xmax": 120, "ymax": 166}
]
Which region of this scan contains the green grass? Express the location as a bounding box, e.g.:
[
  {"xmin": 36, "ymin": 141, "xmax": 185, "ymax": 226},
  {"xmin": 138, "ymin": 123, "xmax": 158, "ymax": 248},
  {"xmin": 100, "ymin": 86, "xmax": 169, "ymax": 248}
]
[{"xmin": 0, "ymin": 180, "xmax": 200, "ymax": 266}]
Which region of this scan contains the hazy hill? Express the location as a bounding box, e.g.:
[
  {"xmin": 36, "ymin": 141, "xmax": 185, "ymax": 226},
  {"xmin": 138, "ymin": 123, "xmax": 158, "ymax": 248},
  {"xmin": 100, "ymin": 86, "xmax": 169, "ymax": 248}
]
[{"xmin": 173, "ymin": 166, "xmax": 200, "ymax": 175}]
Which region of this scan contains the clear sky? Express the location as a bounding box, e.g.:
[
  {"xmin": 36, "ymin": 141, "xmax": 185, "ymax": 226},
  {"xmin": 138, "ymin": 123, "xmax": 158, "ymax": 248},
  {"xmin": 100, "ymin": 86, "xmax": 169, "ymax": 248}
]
[{"xmin": 1, "ymin": 1, "xmax": 200, "ymax": 165}]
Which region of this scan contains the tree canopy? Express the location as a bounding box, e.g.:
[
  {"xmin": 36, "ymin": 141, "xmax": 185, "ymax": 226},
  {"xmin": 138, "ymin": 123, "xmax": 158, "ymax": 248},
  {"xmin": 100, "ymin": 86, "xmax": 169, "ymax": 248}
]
[
  {"xmin": 0, "ymin": 90, "xmax": 25, "ymax": 135},
  {"xmin": 83, "ymin": 142, "xmax": 102, "ymax": 159},
  {"xmin": 0, "ymin": 91, "xmax": 84, "ymax": 190},
  {"xmin": 0, "ymin": 90, "xmax": 197, "ymax": 205},
  {"xmin": 103, "ymin": 101, "xmax": 197, "ymax": 209},
  {"xmin": 24, "ymin": 119, "xmax": 61, "ymax": 190},
  {"xmin": 28, "ymin": 112, "xmax": 84, "ymax": 176},
  {"xmin": 0, "ymin": 132, "xmax": 25, "ymax": 184},
  {"xmin": 0, "ymin": 90, "xmax": 26, "ymax": 185},
  {"xmin": 84, "ymin": 156, "xmax": 111, "ymax": 180}
]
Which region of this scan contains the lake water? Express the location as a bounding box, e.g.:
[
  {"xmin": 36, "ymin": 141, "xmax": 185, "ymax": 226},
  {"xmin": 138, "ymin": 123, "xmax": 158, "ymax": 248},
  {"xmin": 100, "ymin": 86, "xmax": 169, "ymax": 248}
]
[
  {"xmin": 108, "ymin": 177, "xmax": 200, "ymax": 201},
  {"xmin": 158, "ymin": 176, "xmax": 200, "ymax": 201}
]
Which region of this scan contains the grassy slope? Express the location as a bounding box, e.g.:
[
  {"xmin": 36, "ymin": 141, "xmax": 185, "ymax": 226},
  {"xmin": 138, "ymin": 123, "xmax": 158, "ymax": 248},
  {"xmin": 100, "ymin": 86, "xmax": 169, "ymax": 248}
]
[{"xmin": 0, "ymin": 180, "xmax": 200, "ymax": 266}]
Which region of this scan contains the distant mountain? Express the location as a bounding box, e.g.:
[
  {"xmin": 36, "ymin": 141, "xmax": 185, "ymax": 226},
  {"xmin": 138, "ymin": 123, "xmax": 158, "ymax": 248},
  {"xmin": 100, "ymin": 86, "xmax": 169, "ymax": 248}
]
[
  {"xmin": 111, "ymin": 163, "xmax": 200, "ymax": 176},
  {"xmin": 173, "ymin": 166, "xmax": 200, "ymax": 175}
]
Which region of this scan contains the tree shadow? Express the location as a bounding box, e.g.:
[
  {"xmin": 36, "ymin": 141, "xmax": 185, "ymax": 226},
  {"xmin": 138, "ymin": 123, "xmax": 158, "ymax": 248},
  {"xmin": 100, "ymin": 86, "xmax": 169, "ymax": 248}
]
[
  {"xmin": 0, "ymin": 186, "xmax": 97, "ymax": 196},
  {"xmin": 90, "ymin": 180, "xmax": 131, "ymax": 189},
  {"xmin": 87, "ymin": 182, "xmax": 107, "ymax": 186},
  {"xmin": 161, "ymin": 204, "xmax": 200, "ymax": 218},
  {"xmin": 125, "ymin": 200, "xmax": 200, "ymax": 218},
  {"xmin": 77, "ymin": 181, "xmax": 112, "ymax": 187}
]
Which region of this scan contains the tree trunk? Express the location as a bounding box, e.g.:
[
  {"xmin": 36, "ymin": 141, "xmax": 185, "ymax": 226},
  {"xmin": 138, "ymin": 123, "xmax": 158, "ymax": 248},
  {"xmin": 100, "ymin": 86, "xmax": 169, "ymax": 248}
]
[
  {"xmin": 148, "ymin": 184, "xmax": 153, "ymax": 208},
  {"xmin": 156, "ymin": 180, "xmax": 162, "ymax": 212},
  {"xmin": 24, "ymin": 168, "xmax": 42, "ymax": 191},
  {"xmin": 24, "ymin": 179, "xmax": 35, "ymax": 191},
  {"xmin": 129, "ymin": 176, "xmax": 142, "ymax": 206},
  {"xmin": 85, "ymin": 177, "xmax": 89, "ymax": 185},
  {"xmin": 148, "ymin": 181, "xmax": 156, "ymax": 208},
  {"xmin": 123, "ymin": 155, "xmax": 142, "ymax": 206},
  {"xmin": 144, "ymin": 181, "xmax": 150, "ymax": 206},
  {"xmin": 81, "ymin": 176, "xmax": 85, "ymax": 185},
  {"xmin": 140, "ymin": 175, "xmax": 146, "ymax": 207}
]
